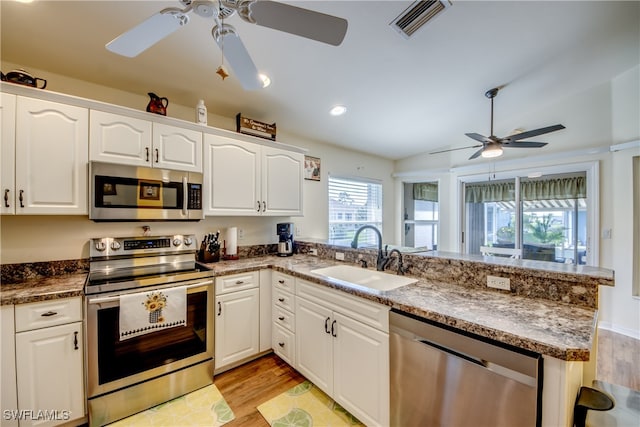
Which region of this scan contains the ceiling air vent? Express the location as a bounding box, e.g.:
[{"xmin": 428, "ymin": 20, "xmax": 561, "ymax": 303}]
[{"xmin": 390, "ymin": 0, "xmax": 452, "ymax": 39}]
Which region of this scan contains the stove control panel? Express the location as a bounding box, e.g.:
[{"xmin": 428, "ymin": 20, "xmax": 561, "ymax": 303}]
[{"xmin": 90, "ymin": 234, "xmax": 198, "ymax": 258}]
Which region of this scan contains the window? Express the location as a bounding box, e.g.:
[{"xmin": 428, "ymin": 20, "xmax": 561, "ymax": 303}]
[
  {"xmin": 328, "ymin": 176, "xmax": 382, "ymax": 247},
  {"xmin": 404, "ymin": 182, "xmax": 439, "ymax": 249},
  {"xmin": 464, "ymin": 172, "xmax": 588, "ymax": 265}
]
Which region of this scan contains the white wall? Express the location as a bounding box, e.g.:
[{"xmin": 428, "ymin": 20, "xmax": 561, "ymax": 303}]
[
  {"xmin": 394, "ymin": 65, "xmax": 640, "ymax": 338},
  {"xmin": 0, "ymin": 62, "xmax": 395, "ymax": 263}
]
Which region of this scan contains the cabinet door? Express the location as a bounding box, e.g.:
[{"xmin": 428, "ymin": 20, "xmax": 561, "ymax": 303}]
[
  {"xmin": 0, "ymin": 93, "xmax": 16, "ymax": 215},
  {"xmin": 1, "ymin": 306, "xmax": 18, "ymax": 427},
  {"xmin": 295, "ymin": 297, "xmax": 333, "ymax": 395},
  {"xmin": 15, "ymin": 322, "xmax": 84, "ymax": 427},
  {"xmin": 215, "ymin": 288, "xmax": 260, "ymax": 370},
  {"xmin": 89, "ymin": 110, "xmax": 152, "ymax": 166},
  {"xmin": 203, "ymin": 134, "xmax": 261, "ymax": 215},
  {"xmin": 333, "ymin": 312, "xmax": 389, "ymax": 427},
  {"xmin": 152, "ymin": 123, "xmax": 202, "ymax": 172},
  {"xmin": 15, "ymin": 97, "xmax": 88, "ymax": 214},
  {"xmin": 261, "ymin": 146, "xmax": 303, "ymax": 216}
]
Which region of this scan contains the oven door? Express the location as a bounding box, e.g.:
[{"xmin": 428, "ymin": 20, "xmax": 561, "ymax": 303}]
[{"xmin": 85, "ymin": 278, "xmax": 213, "ymax": 398}]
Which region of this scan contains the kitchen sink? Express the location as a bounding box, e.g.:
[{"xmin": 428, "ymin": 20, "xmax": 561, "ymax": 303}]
[{"xmin": 310, "ymin": 265, "xmax": 418, "ymax": 292}]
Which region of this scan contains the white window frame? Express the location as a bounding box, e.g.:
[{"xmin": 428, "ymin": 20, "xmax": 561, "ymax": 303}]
[
  {"xmin": 401, "ymin": 179, "xmax": 441, "ymax": 249},
  {"xmin": 327, "ymin": 175, "xmax": 383, "ymax": 247},
  {"xmin": 457, "ymin": 161, "xmax": 599, "ymax": 266}
]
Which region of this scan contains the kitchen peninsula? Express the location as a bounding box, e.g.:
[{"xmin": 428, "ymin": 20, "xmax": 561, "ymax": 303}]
[{"xmin": 1, "ymin": 240, "xmax": 614, "ymax": 427}]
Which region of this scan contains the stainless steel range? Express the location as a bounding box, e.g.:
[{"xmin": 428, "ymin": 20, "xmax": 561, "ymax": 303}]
[{"xmin": 85, "ymin": 234, "xmax": 214, "ymax": 427}]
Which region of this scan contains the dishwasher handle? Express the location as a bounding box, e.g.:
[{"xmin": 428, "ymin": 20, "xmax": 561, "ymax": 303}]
[{"xmin": 417, "ymin": 338, "xmax": 486, "ymax": 368}]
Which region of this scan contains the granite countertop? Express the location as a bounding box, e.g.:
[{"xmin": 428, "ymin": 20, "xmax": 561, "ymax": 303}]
[
  {"xmin": 1, "ymin": 273, "xmax": 86, "ymax": 305},
  {"xmin": 202, "ymin": 255, "xmax": 598, "ymax": 361},
  {"xmin": 1, "ymin": 254, "xmax": 598, "ymax": 361}
]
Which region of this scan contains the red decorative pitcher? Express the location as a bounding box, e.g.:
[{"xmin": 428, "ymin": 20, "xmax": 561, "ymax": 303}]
[{"xmin": 146, "ymin": 92, "xmax": 168, "ymax": 116}]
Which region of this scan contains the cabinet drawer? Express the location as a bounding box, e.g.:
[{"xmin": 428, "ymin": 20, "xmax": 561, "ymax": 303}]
[
  {"xmin": 15, "ymin": 297, "xmax": 82, "ymax": 332},
  {"xmin": 216, "ymin": 271, "xmax": 259, "ymax": 295},
  {"xmin": 272, "ymin": 324, "xmax": 295, "ymax": 366},
  {"xmin": 272, "ymin": 271, "xmax": 295, "ymax": 293},
  {"xmin": 273, "ymin": 306, "xmax": 295, "ymax": 333},
  {"xmin": 273, "ymin": 288, "xmax": 295, "ymax": 313}
]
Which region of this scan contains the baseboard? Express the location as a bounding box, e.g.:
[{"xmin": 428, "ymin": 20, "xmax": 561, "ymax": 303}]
[{"xmin": 598, "ymin": 321, "xmax": 640, "ymax": 340}]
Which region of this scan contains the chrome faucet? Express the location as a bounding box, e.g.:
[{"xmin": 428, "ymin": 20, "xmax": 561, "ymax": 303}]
[{"xmin": 351, "ymin": 225, "xmax": 386, "ymax": 271}]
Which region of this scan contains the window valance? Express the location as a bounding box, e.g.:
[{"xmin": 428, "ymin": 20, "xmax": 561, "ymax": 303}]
[
  {"xmin": 413, "ymin": 183, "xmax": 438, "ymax": 202},
  {"xmin": 521, "ymin": 176, "xmax": 586, "ymax": 201},
  {"xmin": 465, "ymin": 181, "xmax": 515, "ymax": 203}
]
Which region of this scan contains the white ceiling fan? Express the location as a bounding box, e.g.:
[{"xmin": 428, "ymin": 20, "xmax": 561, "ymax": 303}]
[
  {"xmin": 106, "ymin": 0, "xmax": 348, "ymax": 90},
  {"xmin": 430, "ymin": 87, "xmax": 566, "ymax": 160}
]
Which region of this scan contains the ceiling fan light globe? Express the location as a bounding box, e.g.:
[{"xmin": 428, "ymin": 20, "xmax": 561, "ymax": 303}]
[{"xmin": 481, "ymin": 144, "xmax": 503, "ymax": 158}]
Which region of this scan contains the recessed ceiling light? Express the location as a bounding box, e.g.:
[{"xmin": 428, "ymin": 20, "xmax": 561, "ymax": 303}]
[
  {"xmin": 330, "ymin": 105, "xmax": 347, "ymax": 116},
  {"xmin": 259, "ymin": 74, "xmax": 271, "ymax": 88}
]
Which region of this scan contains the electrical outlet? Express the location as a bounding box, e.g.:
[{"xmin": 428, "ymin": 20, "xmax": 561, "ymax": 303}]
[
  {"xmin": 335, "ymin": 252, "xmax": 345, "ymax": 261},
  {"xmin": 487, "ymin": 275, "xmax": 510, "ymax": 290},
  {"xmin": 296, "ymin": 226, "xmax": 302, "ymax": 236},
  {"xmin": 237, "ymin": 228, "xmax": 244, "ymax": 240},
  {"xmin": 309, "ymin": 248, "xmax": 318, "ymax": 256}
]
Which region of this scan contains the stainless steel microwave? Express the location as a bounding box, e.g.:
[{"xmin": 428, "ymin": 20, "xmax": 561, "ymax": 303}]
[{"xmin": 89, "ymin": 162, "xmax": 203, "ymax": 221}]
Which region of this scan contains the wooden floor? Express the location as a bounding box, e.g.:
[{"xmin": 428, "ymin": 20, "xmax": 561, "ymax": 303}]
[
  {"xmin": 597, "ymin": 328, "xmax": 640, "ymax": 391},
  {"xmin": 214, "ymin": 354, "xmax": 305, "ymax": 426},
  {"xmin": 214, "ymin": 329, "xmax": 639, "ymax": 426}
]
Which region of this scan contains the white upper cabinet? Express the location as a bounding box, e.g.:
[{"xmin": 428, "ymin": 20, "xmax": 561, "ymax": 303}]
[
  {"xmin": 203, "ymin": 135, "xmax": 261, "ymax": 215},
  {"xmin": 203, "ymin": 134, "xmax": 303, "ymax": 216},
  {"xmin": 261, "ymin": 146, "xmax": 304, "ymax": 216},
  {"xmin": 12, "ymin": 97, "xmax": 88, "ymax": 215},
  {"xmin": 1, "ymin": 93, "xmax": 17, "ymax": 215},
  {"xmin": 90, "ymin": 111, "xmax": 202, "ymax": 172},
  {"xmin": 152, "ymin": 122, "xmax": 202, "ymax": 172},
  {"xmin": 90, "ymin": 110, "xmax": 151, "ymax": 166}
]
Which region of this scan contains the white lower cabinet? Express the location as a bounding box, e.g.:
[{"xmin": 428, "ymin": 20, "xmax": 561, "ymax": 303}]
[
  {"xmin": 295, "ymin": 279, "xmax": 390, "ymax": 427},
  {"xmin": 271, "ymin": 272, "xmax": 296, "ymax": 366},
  {"xmin": 214, "ymin": 272, "xmax": 260, "ymax": 371},
  {"xmin": 1, "ymin": 305, "xmax": 18, "ymax": 427},
  {"xmin": 14, "ymin": 297, "xmax": 85, "ymax": 427}
]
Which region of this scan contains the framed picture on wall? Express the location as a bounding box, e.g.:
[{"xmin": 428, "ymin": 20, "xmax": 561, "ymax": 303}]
[{"xmin": 304, "ymin": 156, "xmax": 321, "ymax": 181}]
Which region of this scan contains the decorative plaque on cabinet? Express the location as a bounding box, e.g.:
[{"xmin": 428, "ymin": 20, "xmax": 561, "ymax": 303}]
[{"xmin": 236, "ymin": 113, "xmax": 276, "ymax": 141}]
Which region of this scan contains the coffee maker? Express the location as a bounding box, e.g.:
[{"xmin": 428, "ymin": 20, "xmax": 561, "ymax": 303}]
[{"xmin": 277, "ymin": 223, "xmax": 294, "ymax": 256}]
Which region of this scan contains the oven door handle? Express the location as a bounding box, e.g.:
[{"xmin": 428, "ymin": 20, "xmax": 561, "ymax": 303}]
[{"xmin": 87, "ymin": 279, "xmax": 213, "ymax": 305}]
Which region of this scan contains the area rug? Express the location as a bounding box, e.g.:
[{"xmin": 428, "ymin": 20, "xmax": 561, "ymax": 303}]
[
  {"xmin": 257, "ymin": 381, "xmax": 364, "ymax": 427},
  {"xmin": 109, "ymin": 384, "xmax": 235, "ymax": 427}
]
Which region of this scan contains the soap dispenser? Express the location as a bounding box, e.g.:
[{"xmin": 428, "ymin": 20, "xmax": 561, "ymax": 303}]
[{"xmin": 196, "ymin": 99, "xmax": 207, "ymax": 125}]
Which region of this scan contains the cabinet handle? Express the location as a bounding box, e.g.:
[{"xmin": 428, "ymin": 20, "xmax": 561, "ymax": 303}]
[
  {"xmin": 324, "ymin": 317, "xmax": 331, "ymax": 334},
  {"xmin": 4, "ymin": 189, "xmax": 9, "ymax": 208},
  {"xmin": 19, "ymin": 190, "xmax": 24, "ymax": 208},
  {"xmin": 73, "ymin": 331, "xmax": 78, "ymax": 350},
  {"xmin": 278, "ymin": 316, "xmax": 285, "ymax": 321},
  {"xmin": 262, "ymin": 201, "xmax": 266, "ymax": 212},
  {"xmin": 235, "ymin": 280, "xmax": 244, "ymax": 285},
  {"xmin": 331, "ymin": 320, "xmax": 337, "ymax": 337},
  {"xmin": 41, "ymin": 311, "xmax": 57, "ymax": 317},
  {"xmin": 217, "ymin": 301, "xmax": 222, "ymax": 316},
  {"xmin": 145, "ymin": 147, "xmax": 150, "ymax": 161},
  {"xmin": 278, "ymin": 297, "xmax": 285, "ymax": 302},
  {"xmin": 154, "ymin": 148, "xmax": 159, "ymax": 163},
  {"xmin": 278, "ymin": 342, "xmax": 285, "ymax": 347},
  {"xmin": 256, "ymin": 201, "xmax": 260, "ymax": 212},
  {"xmin": 278, "ymin": 279, "xmax": 285, "ymax": 284}
]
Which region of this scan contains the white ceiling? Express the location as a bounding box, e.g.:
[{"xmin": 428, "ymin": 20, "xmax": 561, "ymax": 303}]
[{"xmin": 1, "ymin": 1, "xmax": 638, "ymax": 160}]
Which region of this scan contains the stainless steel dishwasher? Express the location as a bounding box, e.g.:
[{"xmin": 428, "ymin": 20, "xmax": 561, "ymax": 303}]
[{"xmin": 390, "ymin": 310, "xmax": 542, "ymax": 427}]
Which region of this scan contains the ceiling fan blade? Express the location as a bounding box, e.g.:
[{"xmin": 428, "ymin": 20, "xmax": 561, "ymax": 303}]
[
  {"xmin": 430, "ymin": 144, "xmax": 482, "ymax": 155},
  {"xmin": 505, "ymin": 124, "xmax": 565, "ymax": 141},
  {"xmin": 469, "ymin": 148, "xmax": 485, "ymax": 160},
  {"xmin": 214, "ymin": 30, "xmax": 262, "ymax": 90},
  {"xmin": 248, "ymin": 1, "xmax": 348, "ymax": 46},
  {"xmin": 502, "ymin": 141, "xmax": 548, "ymax": 148},
  {"xmin": 106, "ymin": 9, "xmax": 188, "ymax": 57},
  {"xmin": 465, "ymin": 133, "xmax": 491, "ymax": 143}
]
